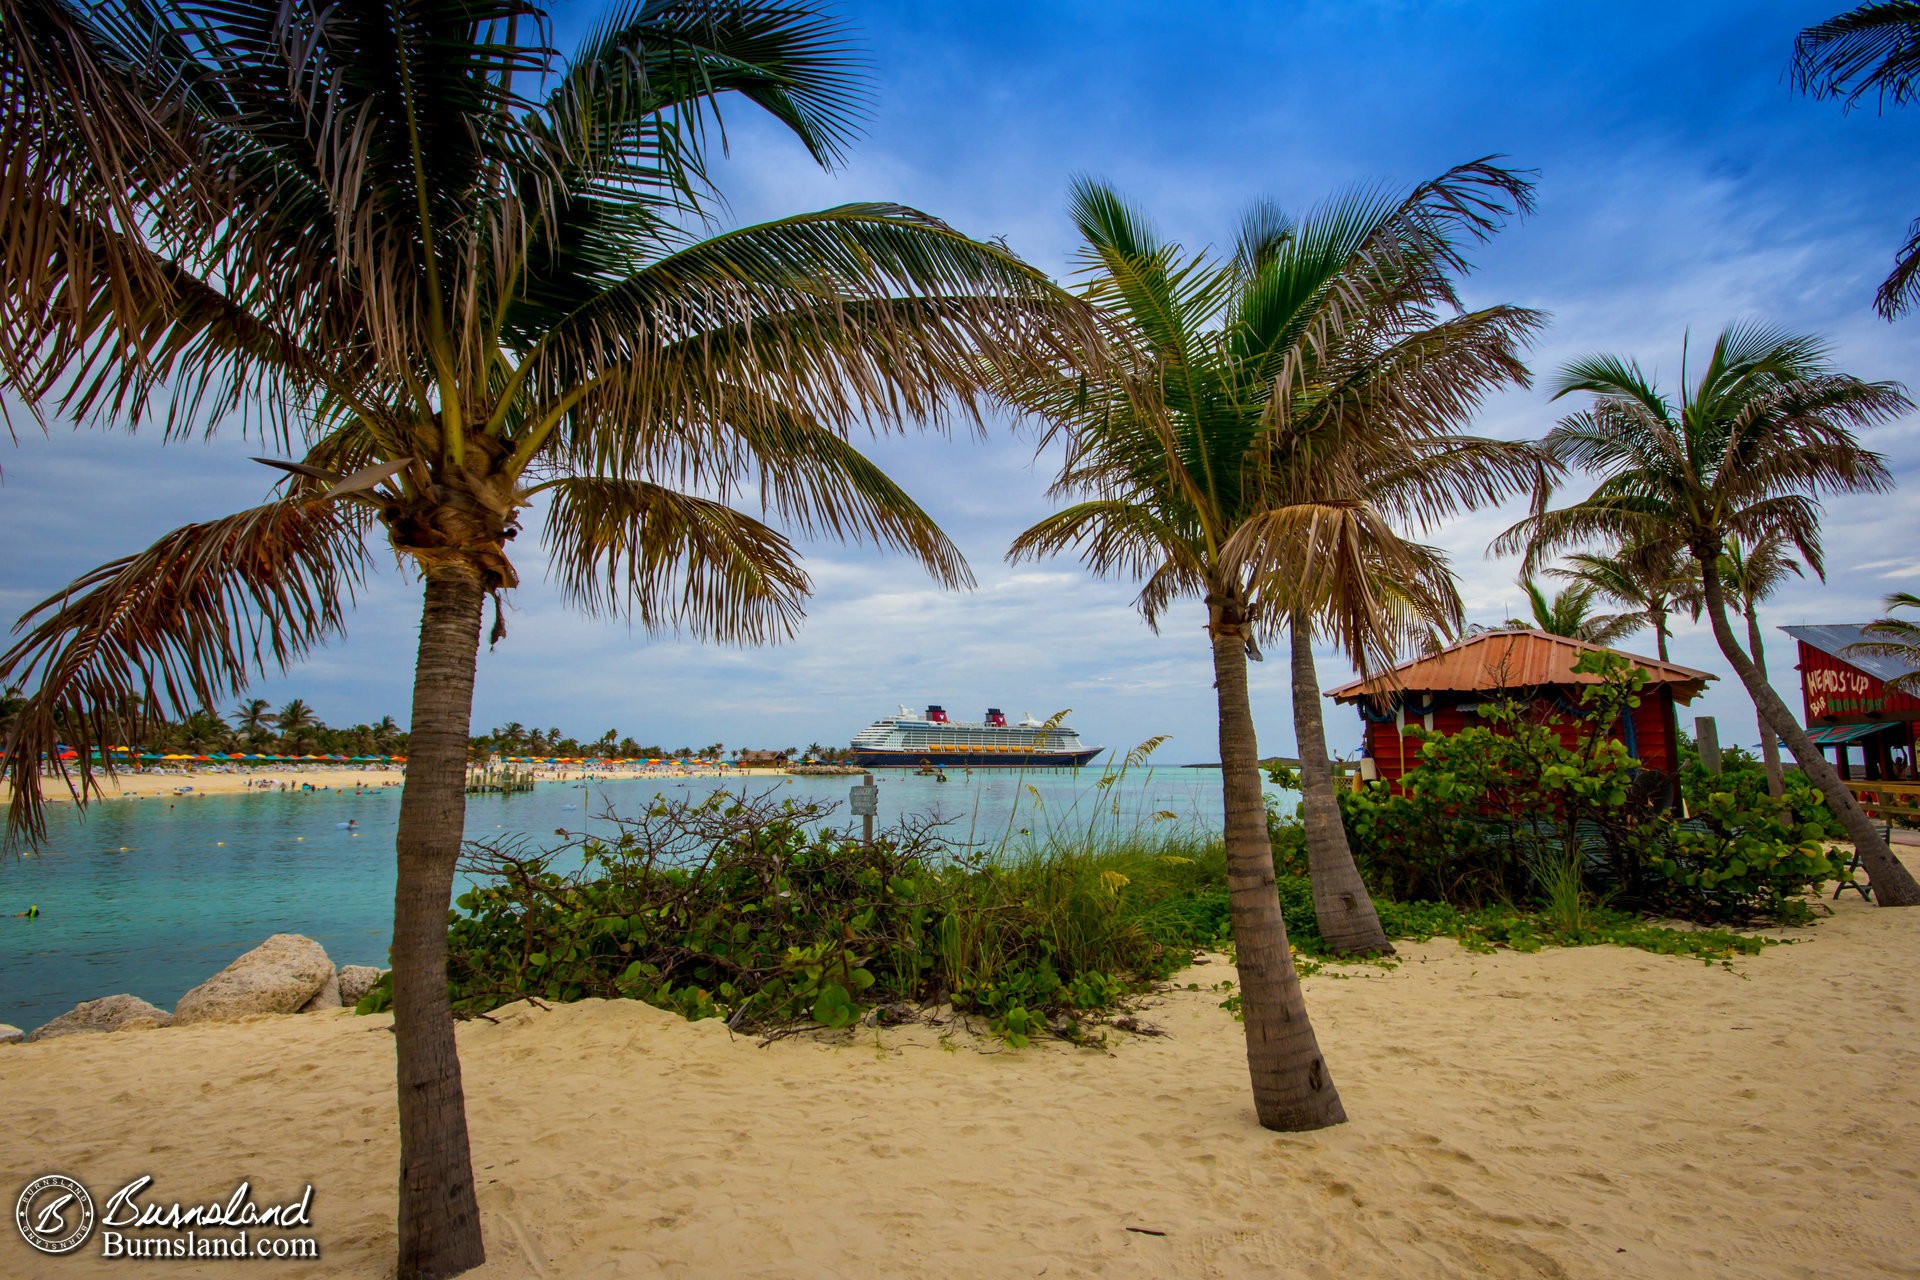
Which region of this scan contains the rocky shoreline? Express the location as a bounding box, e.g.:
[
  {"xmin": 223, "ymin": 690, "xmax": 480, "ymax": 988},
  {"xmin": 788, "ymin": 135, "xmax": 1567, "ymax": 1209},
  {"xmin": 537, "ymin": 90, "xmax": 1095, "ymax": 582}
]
[{"xmin": 1, "ymin": 934, "xmax": 385, "ymax": 1045}]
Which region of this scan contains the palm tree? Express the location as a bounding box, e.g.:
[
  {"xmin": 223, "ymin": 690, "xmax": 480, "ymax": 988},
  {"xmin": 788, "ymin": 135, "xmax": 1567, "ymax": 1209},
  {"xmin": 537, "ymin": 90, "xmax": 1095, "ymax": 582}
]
[
  {"xmin": 1846, "ymin": 590, "xmax": 1920, "ymax": 694},
  {"xmin": 1719, "ymin": 534, "xmax": 1805, "ymax": 795},
  {"xmin": 1005, "ymin": 161, "xmax": 1543, "ymax": 1128},
  {"xmin": 1793, "ymin": 3, "xmax": 1920, "ymax": 318},
  {"xmin": 0, "ymin": 4, "xmax": 1095, "ymax": 1274},
  {"xmin": 233, "ymin": 697, "xmax": 277, "ymax": 747},
  {"xmin": 1497, "ymin": 323, "xmax": 1920, "ymax": 906},
  {"xmin": 1544, "ymin": 537, "xmax": 1696, "ymax": 661},
  {"xmin": 1506, "ymin": 576, "xmax": 1643, "ymax": 646}
]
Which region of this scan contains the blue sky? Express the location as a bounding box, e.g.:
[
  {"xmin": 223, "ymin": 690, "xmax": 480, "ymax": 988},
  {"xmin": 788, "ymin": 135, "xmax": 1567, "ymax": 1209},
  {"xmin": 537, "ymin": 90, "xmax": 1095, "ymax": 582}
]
[{"xmin": 3, "ymin": 0, "xmax": 1916, "ymax": 761}]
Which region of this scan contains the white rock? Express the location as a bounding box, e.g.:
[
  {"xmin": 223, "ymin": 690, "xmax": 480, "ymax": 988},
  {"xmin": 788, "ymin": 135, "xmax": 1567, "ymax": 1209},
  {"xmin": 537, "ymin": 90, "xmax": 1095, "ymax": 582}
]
[
  {"xmin": 172, "ymin": 934, "xmax": 334, "ymax": 1025},
  {"xmin": 337, "ymin": 965, "xmax": 385, "ymax": 1007},
  {"xmin": 28, "ymin": 995, "xmax": 172, "ymax": 1041},
  {"xmin": 0, "ymin": 1023, "xmax": 24, "ymax": 1044}
]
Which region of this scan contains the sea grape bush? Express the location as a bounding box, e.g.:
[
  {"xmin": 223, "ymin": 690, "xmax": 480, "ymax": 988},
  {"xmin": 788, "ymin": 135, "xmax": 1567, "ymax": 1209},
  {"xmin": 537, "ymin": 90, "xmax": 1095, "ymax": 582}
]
[
  {"xmin": 411, "ymin": 790, "xmax": 1226, "ymax": 1036},
  {"xmin": 1300, "ymin": 650, "xmax": 1837, "ymax": 924}
]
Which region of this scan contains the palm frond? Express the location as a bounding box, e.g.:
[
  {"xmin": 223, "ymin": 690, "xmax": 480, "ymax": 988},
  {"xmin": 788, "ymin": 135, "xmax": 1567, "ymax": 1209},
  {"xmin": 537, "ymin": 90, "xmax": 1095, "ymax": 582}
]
[
  {"xmin": 538, "ymin": 476, "xmax": 809, "ymax": 643},
  {"xmin": 1, "ymin": 497, "xmax": 371, "ymax": 840}
]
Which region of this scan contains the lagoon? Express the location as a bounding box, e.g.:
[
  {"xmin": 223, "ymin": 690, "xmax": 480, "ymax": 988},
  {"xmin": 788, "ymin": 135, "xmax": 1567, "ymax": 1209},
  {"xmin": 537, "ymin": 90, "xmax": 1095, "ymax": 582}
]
[{"xmin": 0, "ymin": 767, "xmax": 1292, "ymax": 1032}]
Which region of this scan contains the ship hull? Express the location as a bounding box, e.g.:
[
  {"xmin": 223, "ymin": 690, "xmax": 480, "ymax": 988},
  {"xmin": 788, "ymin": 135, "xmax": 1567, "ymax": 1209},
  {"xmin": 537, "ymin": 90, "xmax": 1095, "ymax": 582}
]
[{"xmin": 850, "ymin": 747, "xmax": 1102, "ymax": 769}]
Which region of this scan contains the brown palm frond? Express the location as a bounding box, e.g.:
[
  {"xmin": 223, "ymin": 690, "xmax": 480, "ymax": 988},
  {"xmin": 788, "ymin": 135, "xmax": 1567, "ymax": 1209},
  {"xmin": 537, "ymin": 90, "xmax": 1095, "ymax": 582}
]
[
  {"xmin": 0, "ymin": 498, "xmax": 372, "ymax": 840},
  {"xmin": 537, "ymin": 476, "xmax": 809, "ymax": 643}
]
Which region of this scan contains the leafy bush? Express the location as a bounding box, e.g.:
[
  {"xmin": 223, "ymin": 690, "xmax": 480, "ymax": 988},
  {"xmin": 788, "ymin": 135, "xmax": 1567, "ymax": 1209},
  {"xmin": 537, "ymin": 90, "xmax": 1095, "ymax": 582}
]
[
  {"xmin": 1327, "ymin": 650, "xmax": 1835, "ymax": 924},
  {"xmin": 422, "ymin": 790, "xmax": 1233, "ymax": 1037}
]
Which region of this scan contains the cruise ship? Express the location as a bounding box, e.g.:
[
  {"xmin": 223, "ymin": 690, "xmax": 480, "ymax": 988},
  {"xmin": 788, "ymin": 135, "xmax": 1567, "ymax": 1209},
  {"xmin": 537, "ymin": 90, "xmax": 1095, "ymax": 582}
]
[{"xmin": 848, "ymin": 706, "xmax": 1103, "ymax": 769}]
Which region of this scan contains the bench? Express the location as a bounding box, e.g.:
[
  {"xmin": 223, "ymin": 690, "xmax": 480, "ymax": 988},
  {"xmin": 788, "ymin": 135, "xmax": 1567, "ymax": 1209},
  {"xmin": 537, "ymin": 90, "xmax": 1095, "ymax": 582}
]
[{"xmin": 1838, "ymin": 781, "xmax": 1920, "ymax": 901}]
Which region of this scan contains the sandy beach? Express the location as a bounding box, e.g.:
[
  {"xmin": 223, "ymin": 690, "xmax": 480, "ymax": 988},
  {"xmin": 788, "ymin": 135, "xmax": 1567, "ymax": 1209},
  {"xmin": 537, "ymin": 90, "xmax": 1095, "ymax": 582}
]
[{"xmin": 3, "ymin": 855, "xmax": 1915, "ymax": 1279}]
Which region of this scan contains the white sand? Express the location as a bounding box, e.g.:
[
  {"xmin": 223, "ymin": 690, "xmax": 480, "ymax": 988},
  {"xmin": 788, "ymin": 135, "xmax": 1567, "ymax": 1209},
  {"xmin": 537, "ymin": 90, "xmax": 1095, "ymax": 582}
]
[{"xmin": 3, "ymin": 872, "xmax": 1917, "ymax": 1278}]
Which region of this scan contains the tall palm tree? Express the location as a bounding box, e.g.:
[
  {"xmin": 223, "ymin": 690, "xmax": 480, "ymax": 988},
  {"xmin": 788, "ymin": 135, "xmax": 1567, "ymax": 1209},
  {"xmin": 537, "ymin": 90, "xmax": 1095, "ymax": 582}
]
[
  {"xmin": 1497, "ymin": 323, "xmax": 1920, "ymax": 906},
  {"xmin": 1545, "ymin": 537, "xmax": 1696, "ymax": 661},
  {"xmin": 1719, "ymin": 533, "xmax": 1805, "ymax": 795},
  {"xmin": 1793, "ymin": 3, "xmax": 1920, "ymax": 318},
  {"xmin": 1846, "ymin": 590, "xmax": 1920, "ymax": 694},
  {"xmin": 1506, "ymin": 576, "xmax": 1643, "ymax": 646},
  {"xmin": 0, "ymin": 3, "xmax": 1096, "ymax": 1275},
  {"xmin": 1004, "ymin": 161, "xmax": 1543, "ymax": 1128}
]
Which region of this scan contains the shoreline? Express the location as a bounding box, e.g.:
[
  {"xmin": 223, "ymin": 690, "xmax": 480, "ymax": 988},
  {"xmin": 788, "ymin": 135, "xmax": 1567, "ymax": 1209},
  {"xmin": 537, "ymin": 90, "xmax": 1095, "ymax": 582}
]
[{"xmin": 0, "ymin": 764, "xmax": 797, "ymax": 805}]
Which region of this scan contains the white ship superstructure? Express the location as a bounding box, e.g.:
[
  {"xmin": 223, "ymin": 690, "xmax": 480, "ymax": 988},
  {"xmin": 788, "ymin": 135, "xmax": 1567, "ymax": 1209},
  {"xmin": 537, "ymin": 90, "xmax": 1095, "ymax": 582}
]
[{"xmin": 848, "ymin": 705, "xmax": 1102, "ymax": 768}]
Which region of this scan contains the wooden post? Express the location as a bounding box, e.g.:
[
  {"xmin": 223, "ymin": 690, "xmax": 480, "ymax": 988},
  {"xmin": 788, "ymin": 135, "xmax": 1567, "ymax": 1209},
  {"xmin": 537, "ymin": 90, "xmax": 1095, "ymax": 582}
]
[
  {"xmin": 850, "ymin": 771, "xmax": 877, "ymax": 847},
  {"xmin": 1695, "ymin": 716, "xmax": 1723, "ymax": 774}
]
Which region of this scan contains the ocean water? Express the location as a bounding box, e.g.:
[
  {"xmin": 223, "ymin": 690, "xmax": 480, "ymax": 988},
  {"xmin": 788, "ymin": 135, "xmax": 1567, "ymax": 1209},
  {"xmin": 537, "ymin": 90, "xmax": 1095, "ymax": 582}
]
[{"xmin": 0, "ymin": 767, "xmax": 1292, "ymax": 1032}]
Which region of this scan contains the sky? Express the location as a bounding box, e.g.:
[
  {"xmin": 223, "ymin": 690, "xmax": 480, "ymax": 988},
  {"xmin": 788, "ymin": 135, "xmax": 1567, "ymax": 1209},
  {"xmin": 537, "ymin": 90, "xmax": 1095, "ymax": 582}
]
[{"xmin": 3, "ymin": 0, "xmax": 1917, "ymax": 762}]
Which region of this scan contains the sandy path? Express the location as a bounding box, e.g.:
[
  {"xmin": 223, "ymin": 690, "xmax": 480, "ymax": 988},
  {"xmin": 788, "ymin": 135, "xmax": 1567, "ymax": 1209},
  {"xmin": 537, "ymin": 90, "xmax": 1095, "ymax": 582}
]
[{"xmin": 3, "ymin": 878, "xmax": 1916, "ymax": 1278}]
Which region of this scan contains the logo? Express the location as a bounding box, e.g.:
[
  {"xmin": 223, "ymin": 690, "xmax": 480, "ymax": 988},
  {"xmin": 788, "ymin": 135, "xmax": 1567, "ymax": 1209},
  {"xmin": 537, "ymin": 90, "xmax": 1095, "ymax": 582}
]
[{"xmin": 16, "ymin": 1174, "xmax": 96, "ymax": 1255}]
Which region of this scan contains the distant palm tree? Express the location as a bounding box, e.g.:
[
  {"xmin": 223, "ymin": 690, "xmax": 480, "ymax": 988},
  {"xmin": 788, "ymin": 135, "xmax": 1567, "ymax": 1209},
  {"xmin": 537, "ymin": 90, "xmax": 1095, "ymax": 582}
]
[
  {"xmin": 1006, "ymin": 161, "xmax": 1543, "ymax": 1128},
  {"xmin": 232, "ymin": 697, "xmax": 276, "ymax": 745},
  {"xmin": 0, "ymin": 4, "xmax": 1096, "ymax": 1275},
  {"xmin": 1793, "ymin": 3, "xmax": 1920, "ymax": 318},
  {"xmin": 274, "ymin": 699, "xmax": 319, "ymax": 752},
  {"xmin": 1506, "ymin": 576, "xmax": 1643, "ymax": 646},
  {"xmin": 1498, "ymin": 323, "xmax": 1920, "ymax": 906},
  {"xmin": 1719, "ymin": 534, "xmax": 1805, "ymax": 795},
  {"xmin": 1545, "ymin": 537, "xmax": 1696, "ymax": 661},
  {"xmin": 1846, "ymin": 590, "xmax": 1920, "ymax": 695}
]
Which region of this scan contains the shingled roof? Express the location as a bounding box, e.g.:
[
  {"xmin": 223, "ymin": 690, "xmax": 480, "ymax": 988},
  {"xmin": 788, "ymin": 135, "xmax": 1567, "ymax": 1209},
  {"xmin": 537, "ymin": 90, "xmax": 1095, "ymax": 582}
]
[{"xmin": 1326, "ymin": 628, "xmax": 1716, "ymax": 704}]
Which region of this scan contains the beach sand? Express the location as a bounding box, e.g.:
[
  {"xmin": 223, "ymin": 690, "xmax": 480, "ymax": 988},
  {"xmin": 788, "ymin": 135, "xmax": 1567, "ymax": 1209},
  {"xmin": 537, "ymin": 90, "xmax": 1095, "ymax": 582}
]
[{"xmin": 3, "ymin": 866, "xmax": 1916, "ymax": 1278}]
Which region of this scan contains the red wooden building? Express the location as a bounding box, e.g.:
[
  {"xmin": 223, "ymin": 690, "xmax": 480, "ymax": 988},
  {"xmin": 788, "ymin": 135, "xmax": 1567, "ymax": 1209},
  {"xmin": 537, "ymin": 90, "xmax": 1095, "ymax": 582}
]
[
  {"xmin": 1780, "ymin": 624, "xmax": 1920, "ymax": 780},
  {"xmin": 1324, "ymin": 629, "xmax": 1715, "ymax": 800}
]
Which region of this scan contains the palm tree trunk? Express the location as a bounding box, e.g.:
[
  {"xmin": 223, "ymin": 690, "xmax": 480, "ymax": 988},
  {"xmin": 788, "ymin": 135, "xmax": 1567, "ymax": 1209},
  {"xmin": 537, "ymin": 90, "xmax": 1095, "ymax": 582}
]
[
  {"xmin": 1288, "ymin": 615, "xmax": 1391, "ymax": 955},
  {"xmin": 1745, "ymin": 607, "xmax": 1786, "ymax": 798},
  {"xmin": 393, "ymin": 561, "xmax": 488, "ymax": 1279},
  {"xmin": 1652, "ymin": 608, "xmax": 1670, "ymax": 663},
  {"xmin": 1700, "ymin": 559, "xmax": 1919, "ymax": 906},
  {"xmin": 1209, "ymin": 603, "xmax": 1346, "ymax": 1131}
]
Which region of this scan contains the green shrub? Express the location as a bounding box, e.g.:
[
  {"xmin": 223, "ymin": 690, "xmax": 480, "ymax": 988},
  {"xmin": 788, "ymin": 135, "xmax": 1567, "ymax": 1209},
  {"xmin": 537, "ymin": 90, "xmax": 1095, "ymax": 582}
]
[
  {"xmin": 1328, "ymin": 650, "xmax": 1833, "ymax": 924},
  {"xmin": 432, "ymin": 790, "xmax": 1234, "ymax": 1037}
]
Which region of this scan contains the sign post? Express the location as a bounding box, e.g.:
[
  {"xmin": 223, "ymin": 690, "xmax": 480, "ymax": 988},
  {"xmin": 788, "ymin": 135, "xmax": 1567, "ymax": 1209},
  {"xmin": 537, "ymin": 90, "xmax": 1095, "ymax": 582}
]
[{"xmin": 850, "ymin": 772, "xmax": 878, "ymax": 847}]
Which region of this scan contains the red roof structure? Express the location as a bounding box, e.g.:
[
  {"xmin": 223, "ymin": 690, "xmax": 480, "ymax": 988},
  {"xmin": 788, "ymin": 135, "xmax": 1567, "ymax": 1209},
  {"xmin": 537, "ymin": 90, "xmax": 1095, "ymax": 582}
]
[
  {"xmin": 1325, "ymin": 629, "xmax": 1715, "ymax": 800},
  {"xmin": 1327, "ymin": 629, "xmax": 1714, "ymax": 703}
]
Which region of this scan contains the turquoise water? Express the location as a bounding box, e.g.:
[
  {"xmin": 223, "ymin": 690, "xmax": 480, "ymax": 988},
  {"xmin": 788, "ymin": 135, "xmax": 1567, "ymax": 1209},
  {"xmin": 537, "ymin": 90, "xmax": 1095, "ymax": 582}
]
[{"xmin": 0, "ymin": 767, "xmax": 1286, "ymax": 1032}]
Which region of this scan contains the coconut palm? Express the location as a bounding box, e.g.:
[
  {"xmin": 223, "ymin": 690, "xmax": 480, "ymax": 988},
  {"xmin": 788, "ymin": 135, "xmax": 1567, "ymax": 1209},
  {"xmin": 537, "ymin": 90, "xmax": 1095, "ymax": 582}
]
[
  {"xmin": 1005, "ymin": 161, "xmax": 1543, "ymax": 1128},
  {"xmin": 1718, "ymin": 534, "xmax": 1805, "ymax": 795},
  {"xmin": 1544, "ymin": 537, "xmax": 1696, "ymax": 661},
  {"xmin": 232, "ymin": 697, "xmax": 276, "ymax": 748},
  {"xmin": 1846, "ymin": 590, "xmax": 1920, "ymax": 694},
  {"xmin": 1505, "ymin": 576, "xmax": 1643, "ymax": 646},
  {"xmin": 0, "ymin": 3, "xmax": 1095, "ymax": 1274},
  {"xmin": 1497, "ymin": 323, "xmax": 1920, "ymax": 906},
  {"xmin": 1793, "ymin": 3, "xmax": 1920, "ymax": 318}
]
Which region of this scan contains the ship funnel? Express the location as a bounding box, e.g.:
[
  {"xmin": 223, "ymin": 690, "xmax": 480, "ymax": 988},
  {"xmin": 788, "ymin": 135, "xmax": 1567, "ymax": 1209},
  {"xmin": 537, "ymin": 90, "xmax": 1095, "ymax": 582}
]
[
  {"xmin": 926, "ymin": 704, "xmax": 948, "ymax": 723},
  {"xmin": 985, "ymin": 707, "xmax": 1006, "ymax": 727}
]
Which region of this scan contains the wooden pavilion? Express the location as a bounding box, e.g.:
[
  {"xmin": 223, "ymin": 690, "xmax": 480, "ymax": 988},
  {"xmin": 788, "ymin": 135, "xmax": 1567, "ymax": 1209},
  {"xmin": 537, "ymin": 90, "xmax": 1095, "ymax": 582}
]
[
  {"xmin": 1779, "ymin": 624, "xmax": 1920, "ymax": 781},
  {"xmin": 1325, "ymin": 629, "xmax": 1715, "ymax": 803}
]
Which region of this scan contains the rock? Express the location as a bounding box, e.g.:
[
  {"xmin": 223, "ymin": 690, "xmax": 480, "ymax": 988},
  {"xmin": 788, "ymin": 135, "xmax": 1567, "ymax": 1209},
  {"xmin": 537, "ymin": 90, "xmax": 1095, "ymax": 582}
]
[
  {"xmin": 172, "ymin": 934, "xmax": 334, "ymax": 1025},
  {"xmin": 27, "ymin": 995, "xmax": 172, "ymax": 1042},
  {"xmin": 0, "ymin": 1024, "xmax": 24, "ymax": 1044},
  {"xmin": 336, "ymin": 965, "xmax": 384, "ymax": 1007},
  {"xmin": 298, "ymin": 971, "xmax": 342, "ymax": 1012}
]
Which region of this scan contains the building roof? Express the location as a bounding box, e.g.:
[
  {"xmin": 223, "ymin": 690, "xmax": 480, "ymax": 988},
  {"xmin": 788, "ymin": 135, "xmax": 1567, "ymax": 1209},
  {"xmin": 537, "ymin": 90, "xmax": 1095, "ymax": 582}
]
[
  {"xmin": 1780, "ymin": 623, "xmax": 1920, "ymax": 686},
  {"xmin": 1325, "ymin": 628, "xmax": 1716, "ymax": 704}
]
